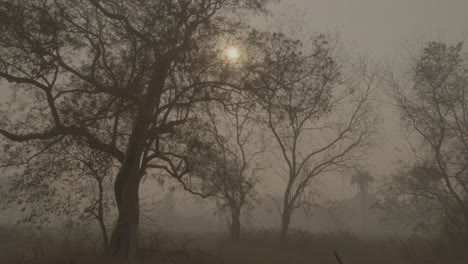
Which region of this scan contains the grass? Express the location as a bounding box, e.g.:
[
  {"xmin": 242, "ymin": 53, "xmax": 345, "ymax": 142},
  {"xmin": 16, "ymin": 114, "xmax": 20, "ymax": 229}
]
[{"xmin": 1, "ymin": 226, "xmax": 467, "ymax": 264}]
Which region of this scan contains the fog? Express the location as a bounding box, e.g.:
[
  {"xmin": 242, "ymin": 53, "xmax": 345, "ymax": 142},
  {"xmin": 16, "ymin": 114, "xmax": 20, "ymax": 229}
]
[{"xmin": 1, "ymin": 0, "xmax": 468, "ymax": 263}]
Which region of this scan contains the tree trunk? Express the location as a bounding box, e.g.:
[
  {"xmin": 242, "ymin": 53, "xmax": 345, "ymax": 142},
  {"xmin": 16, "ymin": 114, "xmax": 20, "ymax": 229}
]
[
  {"xmin": 107, "ymin": 62, "xmax": 168, "ymax": 263},
  {"xmin": 108, "ymin": 171, "xmax": 124, "ymax": 254},
  {"xmin": 97, "ymin": 180, "xmax": 109, "ymax": 249},
  {"xmin": 280, "ymin": 211, "xmax": 291, "ymax": 246},
  {"xmin": 107, "ymin": 140, "xmax": 144, "ymax": 263},
  {"xmin": 362, "ymin": 189, "xmax": 367, "ymax": 234},
  {"xmin": 98, "ymin": 215, "xmax": 109, "ymax": 250},
  {"xmin": 230, "ymin": 207, "xmax": 241, "ymax": 241},
  {"xmin": 107, "ymin": 169, "xmax": 140, "ymax": 263},
  {"xmin": 464, "ymin": 211, "xmax": 468, "ymax": 244}
]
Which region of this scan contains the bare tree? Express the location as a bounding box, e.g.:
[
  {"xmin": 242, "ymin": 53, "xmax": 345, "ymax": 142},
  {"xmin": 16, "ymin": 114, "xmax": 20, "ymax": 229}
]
[
  {"xmin": 0, "ymin": 1, "xmax": 270, "ymax": 261},
  {"xmin": 187, "ymin": 100, "xmax": 265, "ymax": 241},
  {"xmin": 385, "ymin": 41, "xmax": 468, "ymax": 241},
  {"xmin": 243, "ymin": 31, "xmax": 379, "ymax": 244}
]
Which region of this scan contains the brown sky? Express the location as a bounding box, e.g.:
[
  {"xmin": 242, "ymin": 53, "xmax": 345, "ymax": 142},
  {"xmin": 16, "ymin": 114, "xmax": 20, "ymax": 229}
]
[
  {"xmin": 277, "ymin": 0, "xmax": 468, "ymax": 58},
  {"xmin": 261, "ymin": 0, "xmax": 468, "ymax": 198},
  {"xmin": 1, "ymin": 1, "xmax": 468, "ymax": 200}
]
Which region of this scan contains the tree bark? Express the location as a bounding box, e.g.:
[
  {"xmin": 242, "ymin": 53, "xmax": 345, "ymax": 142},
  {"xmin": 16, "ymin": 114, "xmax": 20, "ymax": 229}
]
[{"xmin": 230, "ymin": 207, "xmax": 241, "ymax": 241}]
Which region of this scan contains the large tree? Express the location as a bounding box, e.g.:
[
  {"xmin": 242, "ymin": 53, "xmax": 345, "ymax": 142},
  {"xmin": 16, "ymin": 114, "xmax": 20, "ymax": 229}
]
[
  {"xmin": 243, "ymin": 31, "xmax": 379, "ymax": 244},
  {"xmin": 0, "ymin": 0, "xmax": 269, "ymax": 261},
  {"xmin": 386, "ymin": 41, "xmax": 468, "ymax": 242}
]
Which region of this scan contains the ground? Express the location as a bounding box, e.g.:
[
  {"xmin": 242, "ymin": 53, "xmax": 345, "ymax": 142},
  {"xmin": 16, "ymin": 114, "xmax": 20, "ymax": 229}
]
[{"xmin": 1, "ymin": 226, "xmax": 467, "ymax": 264}]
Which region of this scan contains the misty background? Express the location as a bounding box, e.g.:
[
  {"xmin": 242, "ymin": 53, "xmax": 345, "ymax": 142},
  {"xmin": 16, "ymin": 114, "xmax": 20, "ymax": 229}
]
[
  {"xmin": 1, "ymin": 0, "xmax": 467, "ymax": 234},
  {"xmin": 1, "ymin": 1, "xmax": 468, "ymax": 264}
]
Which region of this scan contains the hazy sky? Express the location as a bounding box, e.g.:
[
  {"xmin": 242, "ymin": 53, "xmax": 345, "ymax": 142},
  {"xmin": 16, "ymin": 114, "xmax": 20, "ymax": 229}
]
[
  {"xmin": 261, "ymin": 0, "xmax": 468, "ymax": 198},
  {"xmin": 1, "ymin": 1, "xmax": 468, "ymax": 200},
  {"xmin": 278, "ymin": 0, "xmax": 468, "ymax": 58}
]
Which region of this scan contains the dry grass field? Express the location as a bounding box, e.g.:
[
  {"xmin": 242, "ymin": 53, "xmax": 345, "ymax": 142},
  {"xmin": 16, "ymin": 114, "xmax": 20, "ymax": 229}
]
[{"xmin": 1, "ymin": 226, "xmax": 467, "ymax": 264}]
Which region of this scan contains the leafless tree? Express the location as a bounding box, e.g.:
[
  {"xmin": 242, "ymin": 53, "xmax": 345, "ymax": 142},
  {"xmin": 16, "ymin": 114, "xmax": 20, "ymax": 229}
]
[
  {"xmin": 243, "ymin": 31, "xmax": 379, "ymax": 244},
  {"xmin": 187, "ymin": 99, "xmax": 266, "ymax": 241}
]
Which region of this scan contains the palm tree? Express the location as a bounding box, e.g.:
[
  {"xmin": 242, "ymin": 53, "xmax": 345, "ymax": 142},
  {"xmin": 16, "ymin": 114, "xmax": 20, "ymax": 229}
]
[{"xmin": 351, "ymin": 168, "xmax": 375, "ymax": 234}]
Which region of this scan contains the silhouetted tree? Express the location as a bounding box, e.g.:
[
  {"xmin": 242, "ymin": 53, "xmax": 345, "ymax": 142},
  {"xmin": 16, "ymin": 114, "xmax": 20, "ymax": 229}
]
[
  {"xmin": 1, "ymin": 136, "xmax": 114, "ymax": 249},
  {"xmin": 243, "ymin": 30, "xmax": 379, "ymax": 244},
  {"xmin": 187, "ymin": 100, "xmax": 265, "ymax": 241},
  {"xmin": 386, "ymin": 41, "xmax": 468, "ymax": 242},
  {"xmin": 0, "ymin": 1, "xmax": 270, "ymax": 261}
]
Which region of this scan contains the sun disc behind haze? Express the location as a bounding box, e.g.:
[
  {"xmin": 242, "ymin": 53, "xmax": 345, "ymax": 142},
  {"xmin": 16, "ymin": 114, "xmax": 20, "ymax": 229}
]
[{"xmin": 226, "ymin": 47, "xmax": 240, "ymax": 60}]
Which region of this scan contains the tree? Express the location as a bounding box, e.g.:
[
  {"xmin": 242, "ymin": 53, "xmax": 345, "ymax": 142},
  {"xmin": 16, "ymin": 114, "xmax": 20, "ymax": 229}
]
[
  {"xmin": 243, "ymin": 31, "xmax": 379, "ymax": 244},
  {"xmin": 350, "ymin": 168, "xmax": 374, "ymax": 233},
  {"xmin": 0, "ymin": 0, "xmax": 270, "ymax": 261},
  {"xmin": 386, "ymin": 41, "xmax": 468, "ymax": 241},
  {"xmin": 0, "ymin": 136, "xmax": 115, "ymax": 249},
  {"xmin": 377, "ymin": 164, "xmax": 464, "ymax": 238},
  {"xmin": 187, "ymin": 100, "xmax": 265, "ymax": 241}
]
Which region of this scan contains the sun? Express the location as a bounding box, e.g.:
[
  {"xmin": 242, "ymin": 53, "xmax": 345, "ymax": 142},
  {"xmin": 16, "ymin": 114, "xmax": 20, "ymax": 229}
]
[{"xmin": 226, "ymin": 47, "xmax": 240, "ymax": 60}]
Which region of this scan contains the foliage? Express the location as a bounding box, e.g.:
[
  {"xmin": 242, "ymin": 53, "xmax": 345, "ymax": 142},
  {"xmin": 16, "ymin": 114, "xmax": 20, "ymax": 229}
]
[
  {"xmin": 385, "ymin": 41, "xmax": 468, "ymax": 240},
  {"xmin": 0, "ymin": 0, "xmax": 271, "ymax": 259}
]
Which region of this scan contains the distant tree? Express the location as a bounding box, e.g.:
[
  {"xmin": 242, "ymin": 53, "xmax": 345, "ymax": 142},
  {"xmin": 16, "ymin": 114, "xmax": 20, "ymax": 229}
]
[
  {"xmin": 187, "ymin": 100, "xmax": 265, "ymax": 241},
  {"xmin": 243, "ymin": 30, "xmax": 379, "ymax": 244},
  {"xmin": 0, "ymin": 1, "xmax": 270, "ymax": 261},
  {"xmin": 351, "ymin": 168, "xmax": 374, "ymax": 233},
  {"xmin": 386, "ymin": 41, "xmax": 468, "ymax": 241}
]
